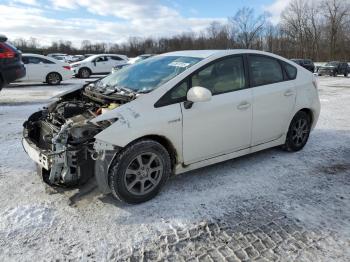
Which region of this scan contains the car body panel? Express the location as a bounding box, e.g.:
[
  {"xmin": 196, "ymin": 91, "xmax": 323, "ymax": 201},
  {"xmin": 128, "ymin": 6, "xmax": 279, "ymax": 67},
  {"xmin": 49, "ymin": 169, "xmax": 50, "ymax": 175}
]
[{"xmin": 182, "ymin": 88, "xmax": 252, "ymax": 164}]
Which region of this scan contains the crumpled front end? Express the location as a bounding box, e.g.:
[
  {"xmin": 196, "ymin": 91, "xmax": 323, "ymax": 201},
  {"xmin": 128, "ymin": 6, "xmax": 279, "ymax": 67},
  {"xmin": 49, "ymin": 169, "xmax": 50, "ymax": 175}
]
[
  {"xmin": 22, "ymin": 82, "xmax": 136, "ymax": 187},
  {"xmin": 23, "ymin": 107, "xmax": 101, "ymax": 186}
]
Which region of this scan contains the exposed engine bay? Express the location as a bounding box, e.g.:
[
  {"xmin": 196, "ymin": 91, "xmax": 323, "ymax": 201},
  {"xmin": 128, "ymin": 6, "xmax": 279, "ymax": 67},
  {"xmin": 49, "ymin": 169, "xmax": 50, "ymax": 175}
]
[{"xmin": 23, "ymin": 81, "xmax": 137, "ymax": 186}]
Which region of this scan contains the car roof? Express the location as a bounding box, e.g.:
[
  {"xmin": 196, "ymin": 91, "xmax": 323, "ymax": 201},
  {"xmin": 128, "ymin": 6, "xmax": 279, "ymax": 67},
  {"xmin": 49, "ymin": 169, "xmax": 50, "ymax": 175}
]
[
  {"xmin": 160, "ymin": 49, "xmax": 289, "ymax": 60},
  {"xmin": 23, "ymin": 53, "xmax": 48, "ymax": 57},
  {"xmin": 23, "ymin": 53, "xmax": 67, "ymax": 63}
]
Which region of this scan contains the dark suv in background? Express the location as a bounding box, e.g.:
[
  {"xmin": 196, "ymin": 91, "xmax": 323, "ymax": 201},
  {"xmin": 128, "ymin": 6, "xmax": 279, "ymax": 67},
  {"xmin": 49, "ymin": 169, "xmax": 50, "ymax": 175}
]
[
  {"xmin": 317, "ymin": 61, "xmax": 349, "ymax": 77},
  {"xmin": 291, "ymin": 59, "xmax": 315, "ymax": 73},
  {"xmin": 0, "ymin": 34, "xmax": 26, "ymax": 91}
]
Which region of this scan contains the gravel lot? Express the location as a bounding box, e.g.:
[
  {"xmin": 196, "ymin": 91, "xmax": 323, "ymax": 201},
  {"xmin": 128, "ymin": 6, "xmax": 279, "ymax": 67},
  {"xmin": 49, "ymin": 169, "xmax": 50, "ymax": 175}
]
[{"xmin": 0, "ymin": 76, "xmax": 349, "ymax": 261}]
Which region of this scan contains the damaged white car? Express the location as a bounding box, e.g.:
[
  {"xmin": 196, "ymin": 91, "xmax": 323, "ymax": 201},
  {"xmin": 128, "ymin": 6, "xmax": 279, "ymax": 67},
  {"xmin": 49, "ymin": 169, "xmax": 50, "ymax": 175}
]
[{"xmin": 22, "ymin": 50, "xmax": 320, "ymax": 204}]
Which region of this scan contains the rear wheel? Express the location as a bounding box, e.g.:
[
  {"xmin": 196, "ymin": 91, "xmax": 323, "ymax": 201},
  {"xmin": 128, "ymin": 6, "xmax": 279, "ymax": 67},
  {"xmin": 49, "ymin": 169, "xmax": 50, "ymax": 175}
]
[
  {"xmin": 46, "ymin": 72, "xmax": 61, "ymax": 85},
  {"xmin": 344, "ymin": 72, "xmax": 348, "ymax": 77},
  {"xmin": 109, "ymin": 139, "xmax": 171, "ymax": 204},
  {"xmin": 78, "ymin": 68, "xmax": 91, "ymax": 78},
  {"xmin": 282, "ymin": 111, "xmax": 311, "ymax": 152}
]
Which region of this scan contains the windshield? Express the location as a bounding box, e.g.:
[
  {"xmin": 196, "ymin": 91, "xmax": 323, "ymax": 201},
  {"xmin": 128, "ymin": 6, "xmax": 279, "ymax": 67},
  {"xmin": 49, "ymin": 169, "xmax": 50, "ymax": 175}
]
[
  {"xmin": 97, "ymin": 55, "xmax": 202, "ymax": 93},
  {"xmin": 325, "ymin": 61, "xmax": 339, "ymax": 66}
]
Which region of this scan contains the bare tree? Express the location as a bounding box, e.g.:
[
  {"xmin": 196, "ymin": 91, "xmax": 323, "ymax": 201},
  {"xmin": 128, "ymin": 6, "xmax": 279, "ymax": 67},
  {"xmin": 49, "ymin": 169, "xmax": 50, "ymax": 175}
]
[
  {"xmin": 229, "ymin": 7, "xmax": 268, "ymax": 49},
  {"xmin": 322, "ymin": 0, "xmax": 350, "ymax": 59}
]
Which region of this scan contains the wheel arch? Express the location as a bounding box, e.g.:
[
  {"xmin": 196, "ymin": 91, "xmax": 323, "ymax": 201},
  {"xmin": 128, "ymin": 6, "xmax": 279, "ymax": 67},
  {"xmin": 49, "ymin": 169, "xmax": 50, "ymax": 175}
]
[
  {"xmin": 299, "ymin": 108, "xmax": 314, "ymax": 125},
  {"xmin": 126, "ymin": 134, "xmax": 178, "ymax": 172}
]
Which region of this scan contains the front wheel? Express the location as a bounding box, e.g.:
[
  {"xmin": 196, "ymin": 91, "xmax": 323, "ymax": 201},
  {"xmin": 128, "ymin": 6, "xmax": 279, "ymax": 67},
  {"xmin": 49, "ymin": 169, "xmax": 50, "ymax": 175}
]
[
  {"xmin": 109, "ymin": 139, "xmax": 171, "ymax": 204},
  {"xmin": 282, "ymin": 111, "xmax": 311, "ymax": 152}
]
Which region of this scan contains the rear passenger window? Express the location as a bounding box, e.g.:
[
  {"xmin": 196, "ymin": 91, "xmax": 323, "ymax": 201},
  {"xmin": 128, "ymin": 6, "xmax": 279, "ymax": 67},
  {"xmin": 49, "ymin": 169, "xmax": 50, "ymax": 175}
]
[
  {"xmin": 249, "ymin": 55, "xmax": 283, "ymax": 87},
  {"xmin": 109, "ymin": 56, "xmax": 123, "ymax": 61},
  {"xmin": 284, "ymin": 62, "xmax": 297, "ymax": 80}
]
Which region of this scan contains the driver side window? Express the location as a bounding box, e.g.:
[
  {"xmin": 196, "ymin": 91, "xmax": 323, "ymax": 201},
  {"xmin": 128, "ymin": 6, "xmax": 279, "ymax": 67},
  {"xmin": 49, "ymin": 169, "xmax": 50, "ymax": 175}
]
[{"xmin": 192, "ymin": 56, "xmax": 246, "ymax": 95}]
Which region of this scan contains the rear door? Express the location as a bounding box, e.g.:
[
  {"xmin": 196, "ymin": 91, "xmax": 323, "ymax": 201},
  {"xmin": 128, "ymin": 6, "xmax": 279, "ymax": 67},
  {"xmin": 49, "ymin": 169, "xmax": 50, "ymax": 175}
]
[
  {"xmin": 22, "ymin": 56, "xmax": 45, "ymax": 81},
  {"xmin": 248, "ymin": 54, "xmax": 296, "ymax": 146}
]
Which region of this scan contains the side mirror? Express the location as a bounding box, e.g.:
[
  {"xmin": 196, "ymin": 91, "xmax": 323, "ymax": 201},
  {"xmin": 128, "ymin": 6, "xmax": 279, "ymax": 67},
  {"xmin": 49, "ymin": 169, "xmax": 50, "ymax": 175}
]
[{"xmin": 187, "ymin": 86, "xmax": 212, "ymax": 103}]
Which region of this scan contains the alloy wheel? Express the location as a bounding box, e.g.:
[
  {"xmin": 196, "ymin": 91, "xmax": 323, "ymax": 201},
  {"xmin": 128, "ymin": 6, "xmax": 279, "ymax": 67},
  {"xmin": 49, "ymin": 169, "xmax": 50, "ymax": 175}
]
[
  {"xmin": 124, "ymin": 152, "xmax": 163, "ymax": 196},
  {"xmin": 81, "ymin": 69, "xmax": 90, "ymax": 78},
  {"xmin": 291, "ymin": 118, "xmax": 309, "ymax": 147},
  {"xmin": 48, "ymin": 73, "xmax": 60, "ymax": 84}
]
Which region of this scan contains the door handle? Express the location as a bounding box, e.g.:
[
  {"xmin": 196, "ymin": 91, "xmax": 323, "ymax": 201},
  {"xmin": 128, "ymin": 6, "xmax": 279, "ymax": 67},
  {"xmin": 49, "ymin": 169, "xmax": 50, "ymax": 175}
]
[
  {"xmin": 237, "ymin": 101, "xmax": 251, "ymax": 110},
  {"xmin": 284, "ymin": 90, "xmax": 294, "ymax": 96}
]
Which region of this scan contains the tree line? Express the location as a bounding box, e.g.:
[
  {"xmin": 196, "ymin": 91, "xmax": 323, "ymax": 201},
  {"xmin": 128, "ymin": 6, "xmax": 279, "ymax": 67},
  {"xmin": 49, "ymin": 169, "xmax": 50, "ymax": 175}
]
[{"xmin": 10, "ymin": 0, "xmax": 350, "ymax": 61}]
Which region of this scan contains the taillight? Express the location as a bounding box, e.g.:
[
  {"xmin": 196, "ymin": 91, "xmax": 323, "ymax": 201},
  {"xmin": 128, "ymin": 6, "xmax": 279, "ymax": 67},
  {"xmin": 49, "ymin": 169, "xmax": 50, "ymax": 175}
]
[
  {"xmin": 63, "ymin": 65, "xmax": 71, "ymax": 70},
  {"xmin": 0, "ymin": 43, "xmax": 16, "ymax": 59}
]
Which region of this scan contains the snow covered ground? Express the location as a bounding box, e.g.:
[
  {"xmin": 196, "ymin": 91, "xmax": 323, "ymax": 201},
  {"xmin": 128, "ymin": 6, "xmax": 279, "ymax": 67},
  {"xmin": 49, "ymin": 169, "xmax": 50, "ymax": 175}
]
[{"xmin": 0, "ymin": 76, "xmax": 349, "ymax": 261}]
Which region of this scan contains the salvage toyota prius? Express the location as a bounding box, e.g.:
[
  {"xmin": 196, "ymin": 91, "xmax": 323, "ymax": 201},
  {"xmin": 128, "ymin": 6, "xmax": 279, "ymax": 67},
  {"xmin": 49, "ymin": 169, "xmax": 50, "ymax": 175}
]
[{"xmin": 22, "ymin": 50, "xmax": 320, "ymax": 204}]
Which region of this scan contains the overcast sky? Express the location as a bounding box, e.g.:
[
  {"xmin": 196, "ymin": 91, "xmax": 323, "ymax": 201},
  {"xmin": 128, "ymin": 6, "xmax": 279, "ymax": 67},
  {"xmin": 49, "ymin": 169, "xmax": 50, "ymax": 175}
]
[{"xmin": 0, "ymin": 0, "xmax": 291, "ymax": 46}]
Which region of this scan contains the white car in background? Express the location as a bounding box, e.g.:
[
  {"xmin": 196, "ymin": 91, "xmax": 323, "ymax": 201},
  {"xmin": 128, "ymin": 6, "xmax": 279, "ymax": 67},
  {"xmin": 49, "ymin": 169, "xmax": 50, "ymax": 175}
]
[
  {"xmin": 19, "ymin": 54, "xmax": 72, "ymax": 85},
  {"xmin": 23, "ymin": 50, "xmax": 320, "ymax": 204},
  {"xmin": 111, "ymin": 54, "xmax": 154, "ymax": 73},
  {"xmin": 70, "ymin": 54, "xmax": 128, "ymax": 78}
]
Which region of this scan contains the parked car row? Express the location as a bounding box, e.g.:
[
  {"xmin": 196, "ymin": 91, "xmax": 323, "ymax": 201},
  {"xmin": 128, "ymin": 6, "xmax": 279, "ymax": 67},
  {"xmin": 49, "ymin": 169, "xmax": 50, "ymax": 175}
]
[
  {"xmin": 290, "ymin": 58, "xmax": 349, "ymax": 77},
  {"xmin": 317, "ymin": 61, "xmax": 349, "ymax": 77}
]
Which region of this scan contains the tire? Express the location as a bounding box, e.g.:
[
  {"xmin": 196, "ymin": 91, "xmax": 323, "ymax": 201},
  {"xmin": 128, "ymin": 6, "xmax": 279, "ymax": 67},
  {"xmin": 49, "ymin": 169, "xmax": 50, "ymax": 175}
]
[
  {"xmin": 282, "ymin": 111, "xmax": 311, "ymax": 152},
  {"xmin": 78, "ymin": 68, "xmax": 91, "ymax": 78},
  {"xmin": 109, "ymin": 139, "xmax": 171, "ymax": 204},
  {"xmin": 344, "ymin": 72, "xmax": 348, "ymax": 77},
  {"xmin": 46, "ymin": 72, "xmax": 61, "ymax": 85},
  {"xmin": 332, "ymin": 71, "xmax": 337, "ymax": 77},
  {"xmin": 0, "ymin": 76, "xmax": 4, "ymax": 91}
]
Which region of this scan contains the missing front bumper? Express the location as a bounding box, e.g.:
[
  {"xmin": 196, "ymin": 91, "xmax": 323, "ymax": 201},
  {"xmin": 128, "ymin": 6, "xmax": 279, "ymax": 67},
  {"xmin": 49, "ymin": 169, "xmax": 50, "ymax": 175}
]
[{"xmin": 22, "ymin": 133, "xmax": 120, "ymax": 192}]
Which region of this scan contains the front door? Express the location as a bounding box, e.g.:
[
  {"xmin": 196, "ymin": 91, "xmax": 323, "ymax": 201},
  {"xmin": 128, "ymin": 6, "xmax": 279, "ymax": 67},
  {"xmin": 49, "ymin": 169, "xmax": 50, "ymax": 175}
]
[
  {"xmin": 94, "ymin": 56, "xmax": 109, "ymax": 73},
  {"xmin": 181, "ymin": 56, "xmax": 252, "ymax": 164}
]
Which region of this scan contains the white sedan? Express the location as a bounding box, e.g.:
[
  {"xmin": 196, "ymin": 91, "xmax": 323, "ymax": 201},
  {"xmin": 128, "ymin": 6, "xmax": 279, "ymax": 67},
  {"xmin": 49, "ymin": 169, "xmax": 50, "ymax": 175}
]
[
  {"xmin": 23, "ymin": 50, "xmax": 320, "ymax": 204},
  {"xmin": 19, "ymin": 54, "xmax": 72, "ymax": 85},
  {"xmin": 70, "ymin": 54, "xmax": 128, "ymax": 78}
]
